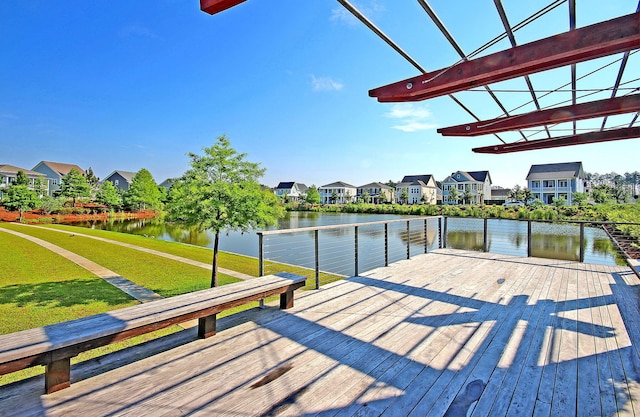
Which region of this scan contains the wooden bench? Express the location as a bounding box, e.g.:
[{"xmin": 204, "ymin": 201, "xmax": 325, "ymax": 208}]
[{"xmin": 0, "ymin": 272, "xmax": 306, "ymax": 394}]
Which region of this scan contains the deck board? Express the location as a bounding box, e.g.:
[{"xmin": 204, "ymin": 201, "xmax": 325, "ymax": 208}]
[{"xmin": 1, "ymin": 249, "xmax": 638, "ymax": 417}]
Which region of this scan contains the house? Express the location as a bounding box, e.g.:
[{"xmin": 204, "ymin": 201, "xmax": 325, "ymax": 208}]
[
  {"xmin": 103, "ymin": 170, "xmax": 137, "ymax": 192},
  {"xmin": 526, "ymin": 162, "xmax": 585, "ymax": 205},
  {"xmin": 395, "ymin": 175, "xmax": 440, "ymax": 204},
  {"xmin": 319, "ymin": 181, "xmax": 357, "ymax": 204},
  {"xmin": 442, "ymin": 170, "xmax": 492, "ymax": 204},
  {"xmin": 357, "ymin": 182, "xmax": 393, "ymax": 204},
  {"xmin": 159, "ymin": 178, "xmax": 174, "ymax": 191},
  {"xmin": 31, "ymin": 161, "xmax": 85, "ymax": 196},
  {"xmin": 490, "ymin": 186, "xmax": 510, "ymax": 204},
  {"xmin": 0, "ymin": 164, "xmax": 49, "ymax": 199},
  {"xmin": 274, "ymin": 182, "xmax": 308, "ymax": 202}
]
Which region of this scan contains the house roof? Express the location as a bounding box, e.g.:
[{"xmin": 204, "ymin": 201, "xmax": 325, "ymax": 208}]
[
  {"xmin": 104, "ymin": 170, "xmax": 137, "ymax": 183},
  {"xmin": 35, "ymin": 161, "xmax": 85, "ymax": 176},
  {"xmin": 358, "ymin": 182, "xmax": 392, "ymax": 190},
  {"xmin": 400, "ymin": 174, "xmax": 434, "ymax": 184},
  {"xmin": 320, "ymin": 181, "xmax": 356, "ymax": 188},
  {"xmin": 445, "ymin": 170, "xmax": 491, "ymax": 183},
  {"xmin": 526, "ymin": 162, "xmax": 584, "ymax": 180},
  {"xmin": 0, "ymin": 164, "xmax": 45, "ymax": 177}
]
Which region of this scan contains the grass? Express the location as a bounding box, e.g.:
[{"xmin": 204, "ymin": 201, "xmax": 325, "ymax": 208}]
[{"xmin": 37, "ymin": 223, "xmax": 261, "ymax": 276}]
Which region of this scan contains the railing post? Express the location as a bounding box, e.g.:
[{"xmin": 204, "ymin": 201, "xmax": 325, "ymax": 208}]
[
  {"xmin": 483, "ymin": 218, "xmax": 488, "ymax": 252},
  {"xmin": 527, "ymin": 220, "xmax": 532, "ymax": 257},
  {"xmin": 579, "ymin": 222, "xmax": 585, "ymax": 262},
  {"xmin": 406, "ymin": 220, "xmax": 410, "ymax": 259},
  {"xmin": 314, "ymin": 229, "xmax": 320, "ymax": 289},
  {"xmin": 424, "ymin": 219, "xmax": 428, "ymax": 254},
  {"xmin": 438, "ymin": 217, "xmax": 442, "ymax": 249},
  {"xmin": 443, "ymin": 217, "xmax": 448, "ymax": 248},
  {"xmin": 258, "ymin": 232, "xmax": 264, "ymax": 276},
  {"xmin": 384, "ymin": 223, "xmax": 389, "ymax": 266},
  {"xmin": 354, "ymin": 225, "xmax": 359, "ymax": 276}
]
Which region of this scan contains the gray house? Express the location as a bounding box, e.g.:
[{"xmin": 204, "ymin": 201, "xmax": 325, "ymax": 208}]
[
  {"xmin": 103, "ymin": 170, "xmax": 137, "ymax": 192},
  {"xmin": 526, "ymin": 162, "xmax": 585, "ymax": 205},
  {"xmin": 31, "ymin": 161, "xmax": 85, "ymax": 196},
  {"xmin": 0, "ymin": 164, "xmax": 49, "ymax": 199}
]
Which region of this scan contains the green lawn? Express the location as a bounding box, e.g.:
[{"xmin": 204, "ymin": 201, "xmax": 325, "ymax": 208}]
[
  {"xmin": 0, "ymin": 223, "xmax": 241, "ymax": 297},
  {"xmin": 37, "ymin": 223, "xmax": 261, "ymax": 276}
]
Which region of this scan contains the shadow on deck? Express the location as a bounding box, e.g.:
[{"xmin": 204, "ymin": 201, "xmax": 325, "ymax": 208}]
[{"xmin": 1, "ymin": 249, "xmax": 639, "ymax": 417}]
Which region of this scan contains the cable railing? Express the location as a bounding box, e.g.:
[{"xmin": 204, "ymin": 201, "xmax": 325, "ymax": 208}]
[{"xmin": 257, "ymin": 216, "xmax": 640, "ymax": 288}]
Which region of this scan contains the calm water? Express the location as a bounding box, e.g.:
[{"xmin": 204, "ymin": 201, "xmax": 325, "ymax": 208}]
[{"xmin": 72, "ymin": 212, "xmax": 623, "ymax": 268}]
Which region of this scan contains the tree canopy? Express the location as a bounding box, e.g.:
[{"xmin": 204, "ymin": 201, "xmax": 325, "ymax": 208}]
[
  {"xmin": 59, "ymin": 169, "xmax": 90, "ymax": 206},
  {"xmin": 3, "ymin": 171, "xmax": 39, "ymax": 220},
  {"xmin": 124, "ymin": 169, "xmax": 162, "ymax": 211},
  {"xmin": 167, "ymin": 135, "xmax": 284, "ymax": 287}
]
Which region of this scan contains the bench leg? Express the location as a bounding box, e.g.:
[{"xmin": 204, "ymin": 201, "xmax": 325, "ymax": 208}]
[
  {"xmin": 198, "ymin": 314, "xmax": 217, "ymax": 338},
  {"xmin": 45, "ymin": 358, "xmax": 71, "ymax": 394},
  {"xmin": 280, "ymin": 290, "xmax": 294, "ymax": 309}
]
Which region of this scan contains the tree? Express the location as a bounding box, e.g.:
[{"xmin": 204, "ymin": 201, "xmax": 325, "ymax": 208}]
[
  {"xmin": 399, "ymin": 188, "xmax": 409, "ymax": 204},
  {"xmin": 167, "ymin": 135, "xmax": 284, "ymax": 287},
  {"xmin": 125, "ymin": 169, "xmax": 162, "ymax": 211},
  {"xmin": 305, "ymin": 185, "xmax": 321, "ymax": 204},
  {"xmin": 3, "ymin": 171, "xmax": 39, "ymax": 221},
  {"xmin": 60, "ymin": 169, "xmax": 90, "ymax": 206},
  {"xmin": 462, "ymin": 189, "xmax": 474, "ymax": 205},
  {"xmin": 448, "ymin": 186, "xmax": 459, "ymax": 204},
  {"xmin": 85, "ymin": 167, "xmax": 100, "ymax": 198},
  {"xmin": 97, "ymin": 180, "xmax": 123, "ymax": 209},
  {"xmin": 571, "ymin": 191, "xmax": 589, "ymax": 206}
]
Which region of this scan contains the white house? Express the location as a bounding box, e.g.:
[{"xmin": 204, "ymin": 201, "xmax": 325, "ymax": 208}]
[
  {"xmin": 319, "ymin": 181, "xmax": 357, "ymax": 204},
  {"xmin": 395, "ymin": 175, "xmax": 439, "ymax": 204},
  {"xmin": 274, "ymin": 182, "xmax": 308, "ymax": 202},
  {"xmin": 357, "ymin": 182, "xmax": 393, "ymax": 203},
  {"xmin": 0, "ymin": 164, "xmax": 49, "ymax": 199},
  {"xmin": 442, "ymin": 170, "xmax": 492, "ymax": 204},
  {"xmin": 526, "ymin": 162, "xmax": 585, "ymax": 205}
]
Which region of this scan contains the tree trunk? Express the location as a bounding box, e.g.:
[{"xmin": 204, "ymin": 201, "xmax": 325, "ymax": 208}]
[{"xmin": 210, "ymin": 231, "xmax": 220, "ymax": 287}]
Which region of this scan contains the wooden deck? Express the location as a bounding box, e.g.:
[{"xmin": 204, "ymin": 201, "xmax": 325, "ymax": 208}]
[{"xmin": 2, "ymin": 249, "xmax": 639, "ymax": 416}]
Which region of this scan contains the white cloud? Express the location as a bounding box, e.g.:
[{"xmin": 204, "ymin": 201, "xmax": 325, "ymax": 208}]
[
  {"xmin": 330, "ymin": 1, "xmax": 385, "ymax": 26},
  {"xmin": 384, "ymin": 103, "xmax": 437, "ymax": 132},
  {"xmin": 311, "ymin": 75, "xmax": 344, "ymax": 92}
]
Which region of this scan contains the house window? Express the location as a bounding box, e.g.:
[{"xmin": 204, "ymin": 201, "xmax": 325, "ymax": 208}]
[
  {"xmin": 532, "ymin": 181, "xmax": 540, "ymax": 188},
  {"xmin": 543, "ymin": 180, "xmax": 555, "ymax": 187},
  {"xmin": 558, "ymin": 180, "xmax": 568, "ymax": 188},
  {"xmin": 114, "ymin": 179, "xmax": 119, "ymax": 186}
]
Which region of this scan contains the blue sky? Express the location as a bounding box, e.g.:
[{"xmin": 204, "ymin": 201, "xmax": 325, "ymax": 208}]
[{"xmin": 1, "ymin": 0, "xmax": 638, "ymax": 189}]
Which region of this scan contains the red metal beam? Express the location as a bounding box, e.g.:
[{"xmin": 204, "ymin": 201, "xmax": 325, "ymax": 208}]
[
  {"xmin": 472, "ymin": 127, "xmax": 640, "ymax": 154},
  {"xmin": 369, "ymin": 12, "xmax": 640, "ymax": 102},
  {"xmin": 200, "ymin": 0, "xmax": 246, "ymax": 15},
  {"xmin": 438, "ymin": 95, "xmax": 640, "ymax": 136}
]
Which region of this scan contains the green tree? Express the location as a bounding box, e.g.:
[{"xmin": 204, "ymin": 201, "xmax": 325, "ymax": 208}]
[
  {"xmin": 60, "ymin": 168, "xmax": 90, "ymax": 206},
  {"xmin": 125, "ymin": 169, "xmax": 162, "ymax": 211},
  {"xmin": 3, "ymin": 171, "xmax": 39, "ymax": 221},
  {"xmin": 448, "ymin": 186, "xmax": 459, "ymax": 204},
  {"xmin": 572, "ymin": 191, "xmax": 589, "ymax": 206},
  {"xmin": 399, "ymin": 188, "xmax": 409, "ymax": 204},
  {"xmin": 85, "ymin": 167, "xmax": 100, "ymax": 198},
  {"xmin": 361, "ymin": 191, "xmax": 370, "ymax": 204},
  {"xmin": 167, "ymin": 135, "xmax": 284, "ymax": 287},
  {"xmin": 97, "ymin": 180, "xmax": 123, "ymax": 209},
  {"xmin": 305, "ymin": 185, "xmax": 321, "ymax": 204},
  {"xmin": 462, "ymin": 189, "xmax": 474, "ymax": 205}
]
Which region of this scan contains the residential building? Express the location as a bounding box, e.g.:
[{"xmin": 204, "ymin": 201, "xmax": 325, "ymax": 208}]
[
  {"xmin": 159, "ymin": 178, "xmax": 174, "ymax": 191},
  {"xmin": 0, "ymin": 164, "xmax": 49, "ymax": 199},
  {"xmin": 31, "ymin": 161, "xmax": 85, "ymax": 196},
  {"xmin": 442, "ymin": 170, "xmax": 492, "ymax": 204},
  {"xmin": 274, "ymin": 182, "xmax": 308, "ymax": 202},
  {"xmin": 104, "ymin": 170, "xmax": 137, "ymax": 192},
  {"xmin": 357, "ymin": 182, "xmax": 393, "ymax": 203},
  {"xmin": 526, "ymin": 161, "xmax": 585, "ymax": 205},
  {"xmin": 319, "ymin": 181, "xmax": 357, "ymax": 204},
  {"xmin": 490, "ymin": 186, "xmax": 510, "ymax": 204},
  {"xmin": 395, "ymin": 175, "xmax": 439, "ymax": 204}
]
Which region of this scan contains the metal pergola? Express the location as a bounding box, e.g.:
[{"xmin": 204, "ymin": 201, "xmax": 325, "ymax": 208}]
[{"xmin": 200, "ymin": 0, "xmax": 640, "ymax": 154}]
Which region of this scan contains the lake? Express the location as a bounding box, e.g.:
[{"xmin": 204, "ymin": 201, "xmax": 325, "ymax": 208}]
[{"xmin": 72, "ymin": 211, "xmax": 622, "ymax": 269}]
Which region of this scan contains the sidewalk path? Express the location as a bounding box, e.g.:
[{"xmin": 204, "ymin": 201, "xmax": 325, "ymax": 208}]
[
  {"xmin": 0, "ymin": 227, "xmax": 163, "ymax": 303},
  {"xmin": 12, "ymin": 223, "xmax": 254, "ymax": 281}
]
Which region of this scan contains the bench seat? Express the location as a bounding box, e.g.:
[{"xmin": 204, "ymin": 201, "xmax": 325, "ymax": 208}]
[{"xmin": 0, "ymin": 272, "xmax": 306, "ymax": 393}]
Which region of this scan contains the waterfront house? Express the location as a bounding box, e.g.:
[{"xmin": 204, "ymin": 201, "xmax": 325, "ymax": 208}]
[
  {"xmin": 31, "ymin": 161, "xmax": 85, "ymax": 196},
  {"xmin": 0, "ymin": 164, "xmax": 49, "ymax": 199},
  {"xmin": 319, "ymin": 181, "xmax": 357, "ymax": 204},
  {"xmin": 526, "ymin": 161, "xmax": 585, "ymax": 205},
  {"xmin": 395, "ymin": 175, "xmax": 439, "ymax": 204},
  {"xmin": 442, "ymin": 170, "xmax": 492, "ymax": 204},
  {"xmin": 274, "ymin": 182, "xmax": 308, "ymax": 202},
  {"xmin": 357, "ymin": 182, "xmax": 393, "ymax": 203},
  {"xmin": 103, "ymin": 170, "xmax": 137, "ymax": 192}
]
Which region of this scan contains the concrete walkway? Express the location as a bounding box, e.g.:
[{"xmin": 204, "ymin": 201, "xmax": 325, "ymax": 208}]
[
  {"xmin": 11, "ymin": 223, "xmax": 254, "ymax": 281},
  {"xmin": 0, "ymin": 227, "xmax": 163, "ymax": 303}
]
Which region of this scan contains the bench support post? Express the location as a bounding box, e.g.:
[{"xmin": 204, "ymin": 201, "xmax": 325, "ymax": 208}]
[
  {"xmin": 198, "ymin": 315, "xmax": 217, "ymax": 339},
  {"xmin": 280, "ymin": 290, "xmax": 294, "ymax": 309},
  {"xmin": 45, "ymin": 358, "xmax": 71, "ymax": 394}
]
